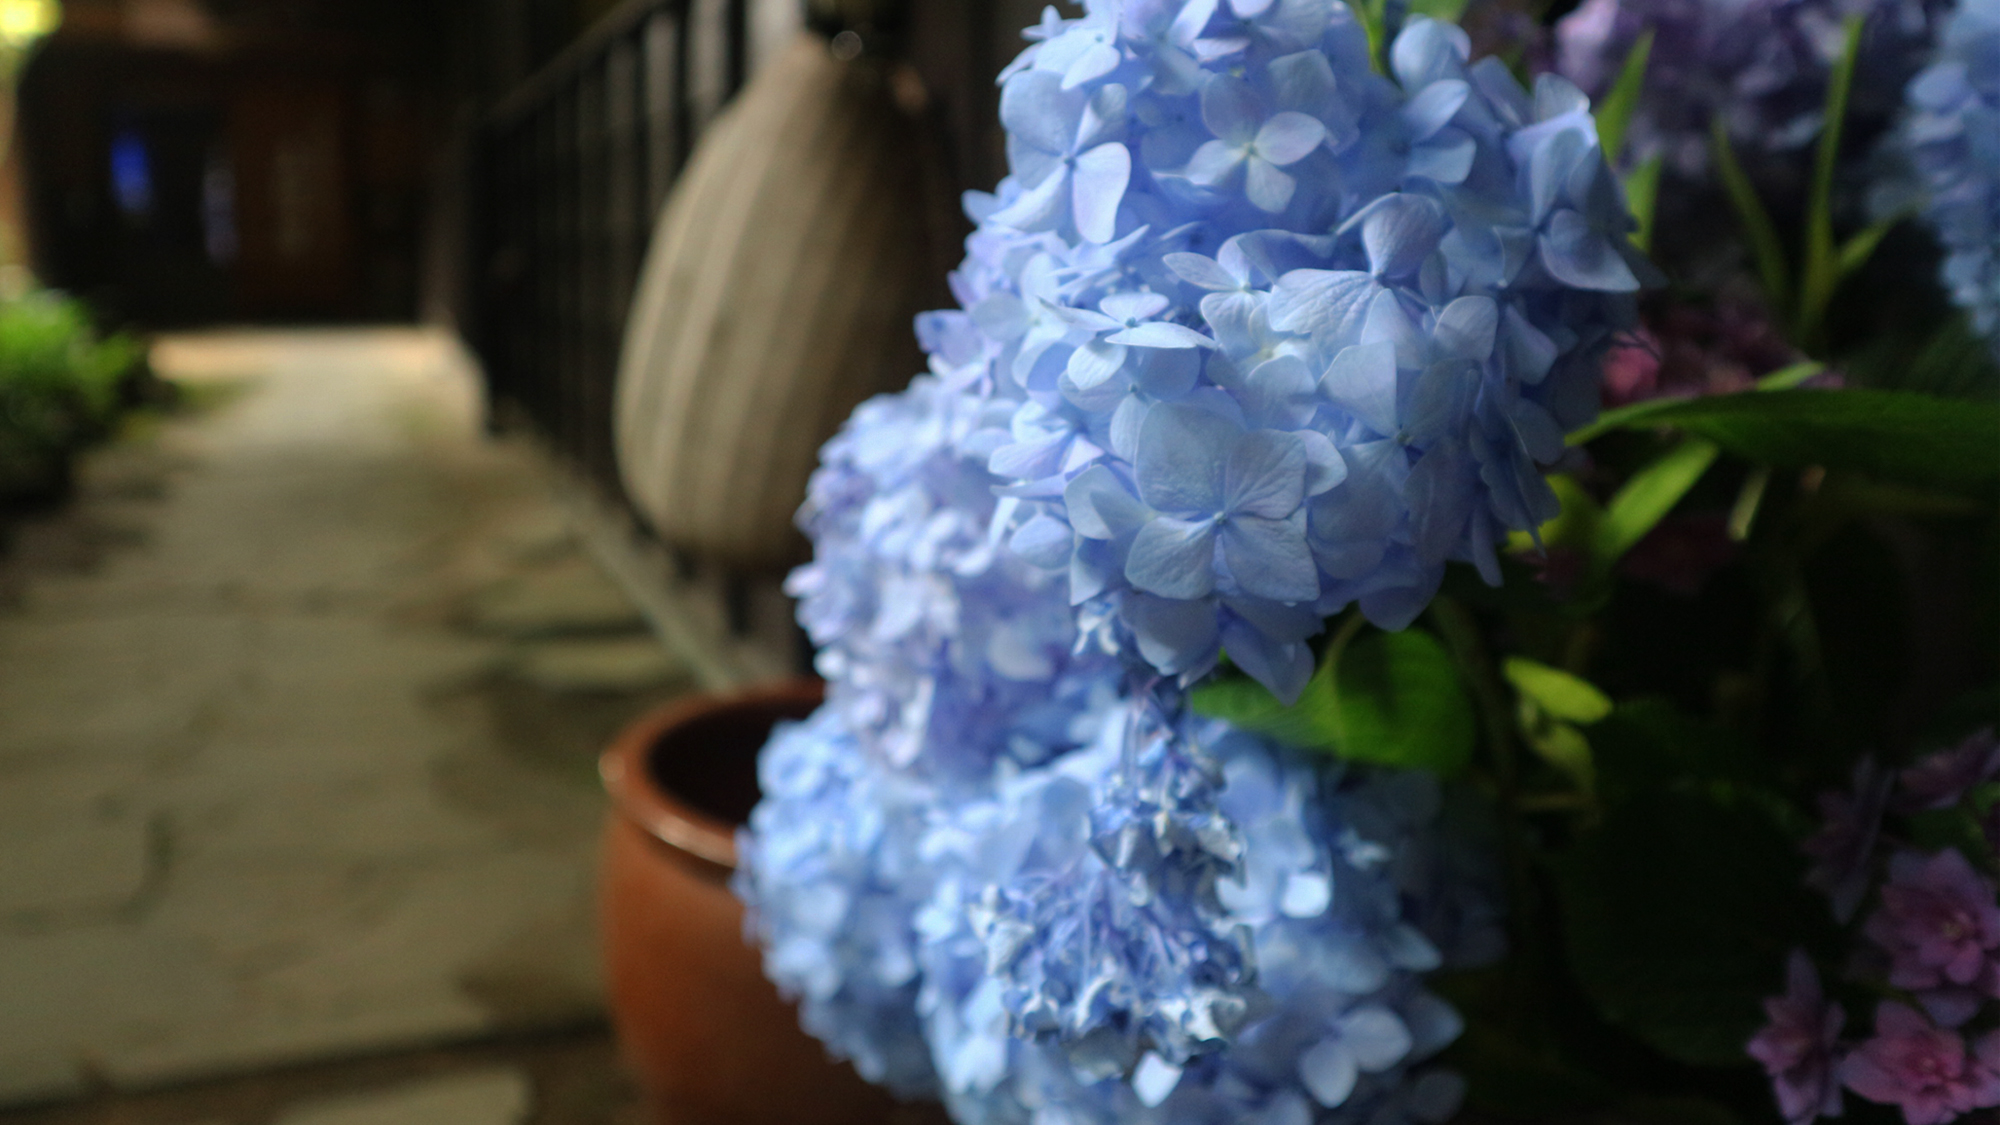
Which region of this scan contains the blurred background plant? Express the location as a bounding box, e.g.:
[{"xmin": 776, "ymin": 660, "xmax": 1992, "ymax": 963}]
[{"xmin": 0, "ymin": 289, "xmax": 145, "ymax": 503}]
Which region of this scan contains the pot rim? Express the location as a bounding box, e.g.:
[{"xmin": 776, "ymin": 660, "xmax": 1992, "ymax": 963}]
[{"xmin": 599, "ymin": 679, "xmax": 826, "ymax": 874}]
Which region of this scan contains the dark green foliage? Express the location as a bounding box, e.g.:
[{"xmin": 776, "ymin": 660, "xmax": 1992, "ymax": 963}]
[
  {"xmin": 1192, "ymin": 625, "xmax": 1476, "ymax": 773},
  {"xmin": 0, "ymin": 292, "xmax": 142, "ymax": 501}
]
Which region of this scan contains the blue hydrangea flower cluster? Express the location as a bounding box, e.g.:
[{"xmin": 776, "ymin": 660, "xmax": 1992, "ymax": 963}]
[
  {"xmin": 1898, "ymin": 0, "xmax": 2000, "ymax": 351},
  {"xmin": 1555, "ymin": 0, "xmax": 1951, "ymax": 183},
  {"xmin": 941, "ymin": 4, "xmax": 1641, "ymax": 705},
  {"xmin": 736, "ymin": 2, "xmax": 1634, "ymax": 1121}
]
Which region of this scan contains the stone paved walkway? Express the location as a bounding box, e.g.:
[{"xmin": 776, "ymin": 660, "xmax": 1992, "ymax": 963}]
[{"xmin": 0, "ymin": 329, "xmax": 685, "ymax": 1121}]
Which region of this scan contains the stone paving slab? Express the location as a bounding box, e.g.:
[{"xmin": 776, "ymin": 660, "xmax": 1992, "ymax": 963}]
[
  {"xmin": 271, "ymin": 1069, "xmax": 529, "ymax": 1125},
  {"xmin": 0, "ymin": 1027, "xmax": 637, "ymax": 1125},
  {"xmin": 0, "ymin": 330, "xmax": 679, "ymax": 1106}
]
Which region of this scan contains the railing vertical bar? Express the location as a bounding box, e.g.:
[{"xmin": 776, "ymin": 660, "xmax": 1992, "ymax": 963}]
[
  {"xmin": 469, "ymin": 0, "xmax": 727, "ymax": 502},
  {"xmin": 642, "ymin": 9, "xmax": 680, "ymax": 218}
]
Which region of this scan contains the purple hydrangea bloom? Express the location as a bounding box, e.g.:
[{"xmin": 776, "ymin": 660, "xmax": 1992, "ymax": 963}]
[
  {"xmin": 1804, "ymin": 757, "xmax": 1895, "ymax": 923},
  {"xmin": 1863, "ymin": 848, "xmax": 2000, "ymax": 998},
  {"xmin": 1896, "ymin": 0, "xmax": 2000, "ymax": 352},
  {"xmin": 1842, "ymin": 1002, "xmax": 2000, "ymax": 1125},
  {"xmin": 1897, "ymin": 728, "xmax": 2000, "ymax": 813},
  {"xmin": 1748, "ymin": 951, "xmax": 1847, "ymax": 1124},
  {"xmin": 1554, "ymin": 0, "xmax": 1951, "ymax": 188}
]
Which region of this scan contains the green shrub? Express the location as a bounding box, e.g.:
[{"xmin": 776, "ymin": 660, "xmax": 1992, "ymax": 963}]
[{"xmin": 0, "ymin": 291, "xmax": 142, "ymax": 501}]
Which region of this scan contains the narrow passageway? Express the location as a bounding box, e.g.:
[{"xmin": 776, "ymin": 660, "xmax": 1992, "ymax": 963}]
[{"xmin": 0, "ymin": 329, "xmax": 683, "ymax": 1122}]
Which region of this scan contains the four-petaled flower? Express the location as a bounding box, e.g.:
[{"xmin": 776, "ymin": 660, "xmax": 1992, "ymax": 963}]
[
  {"xmin": 991, "ymin": 74, "xmax": 1133, "ymax": 244},
  {"xmin": 1056, "ymin": 291, "xmax": 1218, "ymax": 391},
  {"xmin": 1124, "ymin": 403, "xmax": 1343, "ymax": 603},
  {"xmin": 1187, "ymin": 75, "xmax": 1329, "ymax": 212}
]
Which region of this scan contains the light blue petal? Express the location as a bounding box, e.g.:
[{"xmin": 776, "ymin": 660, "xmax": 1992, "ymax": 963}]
[
  {"xmin": 1538, "ymin": 209, "xmax": 1640, "ymax": 291},
  {"xmin": 1507, "ymin": 398, "xmax": 1564, "ymax": 464},
  {"xmin": 1220, "ymin": 511, "xmax": 1318, "ymax": 601},
  {"xmin": 1133, "ymin": 347, "xmax": 1202, "ymax": 398},
  {"xmin": 1359, "ymin": 287, "xmax": 1425, "ymax": 370},
  {"xmin": 1199, "ymin": 74, "xmax": 1263, "ymax": 144},
  {"xmin": 988, "ymin": 163, "xmax": 1070, "ymax": 232},
  {"xmin": 1132, "ymin": 1053, "xmax": 1184, "ymax": 1108},
  {"xmin": 1408, "ymin": 129, "xmax": 1476, "ymax": 183},
  {"xmin": 1165, "ymin": 251, "xmax": 1241, "ymax": 291},
  {"xmin": 1299, "ymin": 1038, "xmax": 1359, "ymax": 1107},
  {"xmin": 1338, "ymin": 1005, "xmax": 1415, "ymax": 1071},
  {"xmin": 1405, "ymin": 440, "xmax": 1476, "ymax": 565},
  {"xmin": 989, "ymin": 433, "xmax": 1068, "ymax": 480},
  {"xmin": 1107, "ymin": 322, "xmax": 1216, "ymax": 348},
  {"xmin": 1224, "ymin": 429, "xmax": 1308, "ymax": 518},
  {"xmin": 1321, "ymin": 341, "xmax": 1400, "ymax": 436},
  {"xmin": 1401, "ymin": 79, "xmax": 1468, "ymax": 139},
  {"xmin": 1064, "ymin": 463, "xmax": 1151, "ymax": 539},
  {"xmin": 1066, "ymin": 338, "xmax": 1130, "ymax": 389},
  {"xmin": 1072, "ymin": 142, "xmax": 1132, "ymax": 244},
  {"xmin": 1357, "ymin": 194, "xmax": 1447, "ymax": 279},
  {"xmin": 1128, "ymin": 516, "xmax": 1219, "ymax": 599},
  {"xmin": 1242, "ymin": 354, "xmax": 1317, "ymax": 428},
  {"xmin": 1135, "ymin": 402, "xmax": 1237, "ymax": 513},
  {"xmin": 1403, "ymin": 360, "xmax": 1472, "ymax": 445},
  {"xmin": 1049, "ymin": 301, "xmax": 1122, "ymax": 333},
  {"xmin": 1121, "ymin": 592, "xmax": 1221, "ymax": 675},
  {"xmin": 1432, "ymin": 296, "xmax": 1498, "ymax": 362},
  {"xmin": 1009, "ymin": 512, "xmax": 1075, "ymax": 568},
  {"xmin": 1531, "ymin": 73, "xmax": 1591, "ymax": 123},
  {"xmin": 1076, "ymin": 82, "xmax": 1130, "ymax": 151},
  {"xmin": 1253, "ymin": 111, "xmax": 1327, "ymax": 165},
  {"xmin": 1527, "ymin": 126, "xmax": 1589, "ymax": 223},
  {"xmin": 1062, "ymin": 39, "xmax": 1123, "ymax": 90},
  {"xmin": 1266, "ymin": 269, "xmax": 1376, "ymax": 343},
  {"xmin": 970, "ymin": 293, "xmax": 1029, "ymax": 342},
  {"xmin": 1221, "ymin": 617, "xmax": 1315, "ymax": 704},
  {"xmin": 1000, "ymin": 70, "xmax": 1081, "ymax": 156},
  {"xmin": 1298, "ymin": 429, "xmax": 1347, "ymax": 495},
  {"xmin": 1502, "ymin": 304, "xmax": 1557, "ymax": 384},
  {"xmin": 1388, "ymin": 18, "xmax": 1469, "ymax": 89},
  {"xmin": 1265, "ymin": 49, "xmax": 1337, "ymax": 117},
  {"xmin": 1245, "ymin": 155, "xmax": 1298, "ymax": 212},
  {"xmin": 1186, "ymin": 139, "xmax": 1247, "ymax": 186},
  {"xmin": 1101, "ymin": 291, "xmax": 1171, "ymax": 321}
]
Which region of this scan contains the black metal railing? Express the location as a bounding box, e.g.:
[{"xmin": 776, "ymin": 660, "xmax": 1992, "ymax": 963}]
[{"xmin": 468, "ymin": 0, "xmax": 749, "ymax": 490}]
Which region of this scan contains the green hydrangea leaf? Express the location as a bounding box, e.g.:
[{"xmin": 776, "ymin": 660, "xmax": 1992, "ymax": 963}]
[
  {"xmin": 1504, "ymin": 658, "xmax": 1614, "ymax": 724},
  {"xmin": 1572, "ymin": 389, "xmax": 2000, "ymax": 490},
  {"xmin": 1551, "ymin": 787, "xmax": 1820, "ymax": 1066},
  {"xmin": 1593, "ymin": 30, "xmax": 1653, "ymax": 163},
  {"xmin": 1595, "ymin": 439, "xmax": 1722, "ymax": 562},
  {"xmin": 1193, "ymin": 628, "xmax": 1474, "ymax": 774}
]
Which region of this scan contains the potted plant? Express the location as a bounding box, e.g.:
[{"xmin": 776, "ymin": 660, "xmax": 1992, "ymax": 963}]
[{"xmin": 611, "ymin": 0, "xmax": 2000, "ymax": 1122}]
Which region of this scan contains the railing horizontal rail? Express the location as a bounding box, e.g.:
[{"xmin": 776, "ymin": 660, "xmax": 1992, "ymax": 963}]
[{"xmin": 487, "ymin": 0, "xmax": 686, "ymax": 128}]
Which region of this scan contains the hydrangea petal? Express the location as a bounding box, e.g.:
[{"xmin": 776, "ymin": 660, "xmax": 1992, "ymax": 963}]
[
  {"xmin": 1073, "ymin": 142, "xmax": 1133, "ymax": 244},
  {"xmin": 1128, "ymin": 517, "xmax": 1220, "ymax": 599},
  {"xmin": 1220, "ymin": 511, "xmax": 1318, "ymax": 602},
  {"xmin": 1136, "ymin": 403, "xmax": 1236, "ymax": 513}
]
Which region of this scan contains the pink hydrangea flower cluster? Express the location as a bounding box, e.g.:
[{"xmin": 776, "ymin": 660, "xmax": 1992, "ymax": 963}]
[{"xmin": 1754, "ymin": 729, "xmax": 2000, "ymax": 1125}]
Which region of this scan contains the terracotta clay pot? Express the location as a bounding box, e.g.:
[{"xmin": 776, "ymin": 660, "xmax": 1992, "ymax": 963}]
[{"xmin": 598, "ymin": 681, "xmax": 927, "ymax": 1125}]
